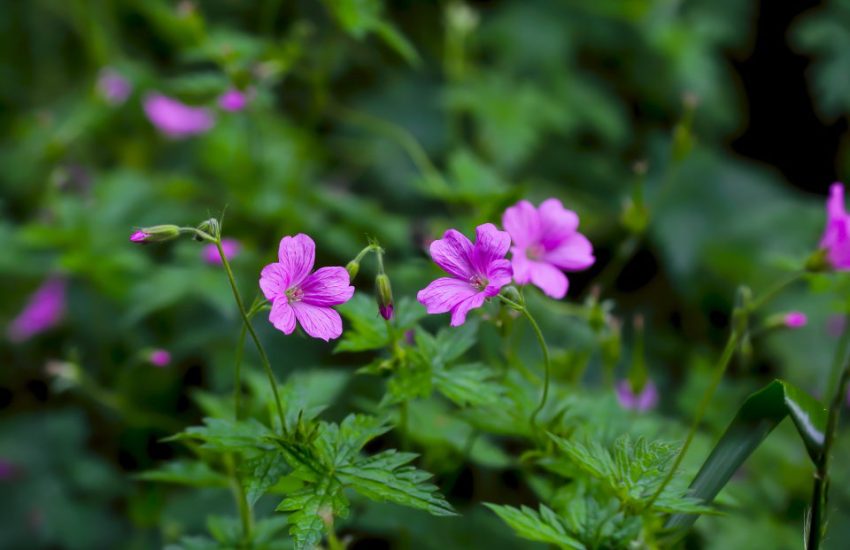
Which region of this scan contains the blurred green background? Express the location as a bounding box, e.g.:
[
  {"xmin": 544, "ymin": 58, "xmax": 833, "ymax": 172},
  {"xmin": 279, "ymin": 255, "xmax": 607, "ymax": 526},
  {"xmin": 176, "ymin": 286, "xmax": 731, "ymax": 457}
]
[{"xmin": 2, "ymin": 0, "xmax": 850, "ymax": 548}]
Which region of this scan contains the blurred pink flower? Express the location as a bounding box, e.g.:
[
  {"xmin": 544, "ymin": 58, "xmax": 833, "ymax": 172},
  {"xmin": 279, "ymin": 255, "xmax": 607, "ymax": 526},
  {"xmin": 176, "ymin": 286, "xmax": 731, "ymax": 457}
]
[
  {"xmin": 784, "ymin": 311, "xmax": 808, "ymax": 329},
  {"xmin": 143, "ymin": 93, "xmax": 215, "ymax": 138},
  {"xmin": 502, "ymin": 199, "xmax": 595, "ymax": 299},
  {"xmin": 820, "ymin": 183, "xmax": 850, "ymax": 270},
  {"xmin": 417, "ymin": 224, "xmax": 512, "ymax": 326},
  {"xmin": 7, "ymin": 278, "xmax": 65, "ymax": 342},
  {"xmin": 218, "ymin": 88, "xmax": 249, "ymax": 112},
  {"xmin": 260, "ymin": 234, "xmax": 354, "ymax": 341},
  {"xmin": 203, "ymin": 238, "xmax": 241, "ymax": 265},
  {"xmin": 615, "ymin": 379, "xmax": 658, "ymax": 412},
  {"xmin": 149, "ymin": 349, "xmax": 171, "ymax": 367},
  {"xmin": 130, "ymin": 230, "xmax": 148, "ymax": 243},
  {"xmin": 0, "ymin": 459, "xmax": 16, "ymax": 480},
  {"xmin": 97, "ymin": 68, "xmax": 132, "ymax": 105}
]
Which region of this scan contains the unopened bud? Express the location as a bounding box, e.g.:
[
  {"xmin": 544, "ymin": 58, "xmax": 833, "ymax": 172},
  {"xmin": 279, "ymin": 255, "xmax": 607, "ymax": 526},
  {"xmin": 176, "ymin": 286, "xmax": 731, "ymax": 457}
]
[
  {"xmin": 376, "ymin": 274, "xmax": 394, "ymax": 320},
  {"xmin": 500, "ymin": 285, "xmax": 522, "ymax": 308},
  {"xmin": 129, "ymin": 224, "xmax": 181, "ymax": 244},
  {"xmin": 346, "ymin": 260, "xmax": 360, "ymax": 281}
]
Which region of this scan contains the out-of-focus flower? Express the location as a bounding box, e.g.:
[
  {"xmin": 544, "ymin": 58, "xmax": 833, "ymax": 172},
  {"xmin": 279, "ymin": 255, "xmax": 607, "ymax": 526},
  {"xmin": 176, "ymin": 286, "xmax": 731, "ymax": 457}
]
[
  {"xmin": 129, "ymin": 225, "xmax": 181, "ymax": 244},
  {"xmin": 0, "ymin": 459, "xmax": 17, "ymax": 480},
  {"xmin": 783, "ymin": 311, "xmax": 808, "ymax": 329},
  {"xmin": 820, "ymin": 183, "xmax": 850, "ymax": 270},
  {"xmin": 130, "ymin": 230, "xmax": 149, "ymax": 243},
  {"xmin": 615, "ymin": 379, "xmax": 658, "ymax": 412},
  {"xmin": 218, "ymin": 88, "xmax": 249, "ymax": 112},
  {"xmin": 417, "ymin": 224, "xmax": 512, "ymax": 326},
  {"xmin": 149, "ymin": 349, "xmax": 171, "ymax": 367},
  {"xmin": 97, "ymin": 68, "xmax": 132, "ymax": 105},
  {"xmin": 502, "ymin": 199, "xmax": 595, "ymax": 299},
  {"xmin": 376, "ymin": 273, "xmax": 394, "ymax": 321},
  {"xmin": 143, "ymin": 93, "xmax": 215, "ymax": 138},
  {"xmin": 202, "ymin": 238, "xmax": 241, "ymax": 265},
  {"xmin": 7, "ymin": 278, "xmax": 65, "ymax": 342},
  {"xmin": 260, "ymin": 234, "xmax": 355, "ymax": 341}
]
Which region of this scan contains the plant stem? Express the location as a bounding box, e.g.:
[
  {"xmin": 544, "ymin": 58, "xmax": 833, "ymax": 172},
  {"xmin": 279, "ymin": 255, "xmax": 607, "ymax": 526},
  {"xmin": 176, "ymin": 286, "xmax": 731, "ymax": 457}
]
[
  {"xmin": 234, "ymin": 323, "xmax": 247, "ymax": 421},
  {"xmin": 216, "ymin": 239, "xmax": 287, "ymax": 432},
  {"xmin": 808, "ymin": 355, "xmax": 850, "ymax": 549},
  {"xmin": 644, "ymin": 332, "xmax": 739, "ymax": 509},
  {"xmin": 745, "ymin": 271, "xmax": 804, "ymax": 313},
  {"xmin": 225, "ymin": 453, "xmax": 253, "ymax": 545},
  {"xmin": 826, "ymin": 313, "xmax": 850, "ymax": 398}
]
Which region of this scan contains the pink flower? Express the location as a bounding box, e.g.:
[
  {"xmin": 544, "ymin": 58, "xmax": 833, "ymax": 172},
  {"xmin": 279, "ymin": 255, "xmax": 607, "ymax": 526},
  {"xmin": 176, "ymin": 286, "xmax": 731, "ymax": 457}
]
[
  {"xmin": 7, "ymin": 278, "xmax": 65, "ymax": 342},
  {"xmin": 218, "ymin": 88, "xmax": 249, "ymax": 112},
  {"xmin": 260, "ymin": 234, "xmax": 355, "ymax": 341},
  {"xmin": 143, "ymin": 93, "xmax": 215, "ymax": 138},
  {"xmin": 615, "ymin": 379, "xmax": 658, "ymax": 412},
  {"xmin": 97, "ymin": 68, "xmax": 132, "ymax": 105},
  {"xmin": 502, "ymin": 199, "xmax": 595, "ymax": 299},
  {"xmin": 130, "ymin": 230, "xmax": 149, "ymax": 243},
  {"xmin": 820, "ymin": 183, "xmax": 850, "ymax": 270},
  {"xmin": 417, "ymin": 224, "xmax": 512, "ymax": 326},
  {"xmin": 149, "ymin": 349, "xmax": 171, "ymax": 367},
  {"xmin": 202, "ymin": 238, "xmax": 240, "ymax": 265},
  {"xmin": 784, "ymin": 311, "xmax": 808, "ymax": 329}
]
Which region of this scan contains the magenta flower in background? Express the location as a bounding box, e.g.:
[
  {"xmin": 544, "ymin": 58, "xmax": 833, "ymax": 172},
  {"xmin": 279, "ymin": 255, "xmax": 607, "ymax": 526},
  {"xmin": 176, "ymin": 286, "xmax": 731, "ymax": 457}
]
[
  {"xmin": 783, "ymin": 311, "xmax": 808, "ymax": 329},
  {"xmin": 130, "ymin": 230, "xmax": 149, "ymax": 243},
  {"xmin": 149, "ymin": 349, "xmax": 171, "ymax": 367},
  {"xmin": 97, "ymin": 68, "xmax": 132, "ymax": 105},
  {"xmin": 0, "ymin": 459, "xmax": 16, "ymax": 480},
  {"xmin": 615, "ymin": 379, "xmax": 659, "ymax": 412},
  {"xmin": 218, "ymin": 88, "xmax": 249, "ymax": 112},
  {"xmin": 203, "ymin": 238, "xmax": 241, "ymax": 265},
  {"xmin": 143, "ymin": 93, "xmax": 215, "ymax": 138},
  {"xmin": 417, "ymin": 223, "xmax": 512, "ymax": 326},
  {"xmin": 820, "ymin": 182, "xmax": 850, "ymax": 270},
  {"xmin": 260, "ymin": 234, "xmax": 355, "ymax": 341},
  {"xmin": 7, "ymin": 278, "xmax": 65, "ymax": 342},
  {"xmin": 502, "ymin": 199, "xmax": 595, "ymax": 299}
]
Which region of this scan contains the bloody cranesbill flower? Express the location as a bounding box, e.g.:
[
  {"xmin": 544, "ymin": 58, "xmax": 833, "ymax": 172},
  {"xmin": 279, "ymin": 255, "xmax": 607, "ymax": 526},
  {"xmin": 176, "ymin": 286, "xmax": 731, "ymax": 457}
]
[
  {"xmin": 417, "ymin": 223, "xmax": 512, "ymax": 326},
  {"xmin": 203, "ymin": 238, "xmax": 240, "ymax": 265},
  {"xmin": 260, "ymin": 234, "xmax": 355, "ymax": 341},
  {"xmin": 7, "ymin": 278, "xmax": 65, "ymax": 342},
  {"xmin": 218, "ymin": 88, "xmax": 249, "ymax": 112},
  {"xmin": 820, "ymin": 183, "xmax": 850, "ymax": 270},
  {"xmin": 97, "ymin": 68, "xmax": 132, "ymax": 105},
  {"xmin": 502, "ymin": 198, "xmax": 595, "ymax": 299},
  {"xmin": 130, "ymin": 230, "xmax": 148, "ymax": 243},
  {"xmin": 149, "ymin": 349, "xmax": 171, "ymax": 367},
  {"xmin": 615, "ymin": 379, "xmax": 658, "ymax": 412},
  {"xmin": 784, "ymin": 311, "xmax": 808, "ymax": 329},
  {"xmin": 143, "ymin": 93, "xmax": 215, "ymax": 138}
]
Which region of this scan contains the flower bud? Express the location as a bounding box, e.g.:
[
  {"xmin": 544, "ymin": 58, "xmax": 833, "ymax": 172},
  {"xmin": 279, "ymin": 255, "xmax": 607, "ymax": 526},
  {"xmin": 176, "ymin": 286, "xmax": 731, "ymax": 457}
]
[
  {"xmin": 149, "ymin": 348, "xmax": 172, "ymax": 367},
  {"xmin": 346, "ymin": 260, "xmax": 360, "ymax": 281},
  {"xmin": 376, "ymin": 273, "xmax": 394, "ymax": 320},
  {"xmin": 500, "ymin": 285, "xmax": 522, "ymax": 307},
  {"xmin": 130, "ymin": 224, "xmax": 181, "ymax": 244}
]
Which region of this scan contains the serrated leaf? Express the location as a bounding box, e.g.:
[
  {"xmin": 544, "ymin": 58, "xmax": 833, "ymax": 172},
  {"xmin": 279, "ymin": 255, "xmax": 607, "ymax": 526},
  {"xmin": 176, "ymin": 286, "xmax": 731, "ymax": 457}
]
[
  {"xmin": 337, "ymin": 449, "xmax": 456, "ymax": 516},
  {"xmin": 276, "ymin": 475, "xmax": 348, "ymax": 550},
  {"xmin": 485, "ymin": 504, "xmax": 586, "ymax": 550},
  {"xmin": 165, "ymin": 417, "xmax": 274, "ymax": 452},
  {"xmin": 242, "ymin": 452, "xmax": 290, "ymax": 506},
  {"xmin": 136, "ymin": 460, "xmax": 229, "ymax": 488},
  {"xmin": 334, "ymin": 293, "xmax": 389, "ymax": 352},
  {"xmin": 433, "ymin": 362, "xmax": 503, "ymax": 406}
]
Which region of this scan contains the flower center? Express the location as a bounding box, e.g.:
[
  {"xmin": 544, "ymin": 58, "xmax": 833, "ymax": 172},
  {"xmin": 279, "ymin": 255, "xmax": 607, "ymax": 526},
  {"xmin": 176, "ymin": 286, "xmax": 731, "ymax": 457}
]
[
  {"xmin": 285, "ymin": 286, "xmax": 304, "ymax": 303},
  {"xmin": 526, "ymin": 244, "xmax": 545, "ymax": 261},
  {"xmin": 470, "ymin": 274, "xmax": 489, "ymax": 291}
]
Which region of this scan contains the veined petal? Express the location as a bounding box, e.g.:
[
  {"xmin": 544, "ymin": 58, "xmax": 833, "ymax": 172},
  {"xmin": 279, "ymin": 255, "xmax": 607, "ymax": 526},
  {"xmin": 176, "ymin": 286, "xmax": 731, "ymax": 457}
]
[
  {"xmin": 417, "ymin": 277, "xmax": 477, "ymax": 314},
  {"xmin": 510, "ymin": 249, "xmax": 534, "ymax": 285},
  {"xmin": 544, "ymin": 232, "xmax": 595, "ymax": 270},
  {"xmin": 538, "ymin": 198, "xmax": 579, "ymax": 249},
  {"xmin": 301, "ymin": 266, "xmax": 354, "ymax": 306},
  {"xmin": 449, "ymin": 292, "xmax": 487, "ymax": 326},
  {"xmin": 291, "ymin": 302, "xmax": 343, "ymax": 341},
  {"xmin": 430, "ymin": 229, "xmax": 474, "ymax": 279},
  {"xmin": 471, "ymin": 223, "xmax": 511, "ymax": 273},
  {"xmin": 502, "ymin": 200, "xmax": 540, "ymax": 248},
  {"xmin": 486, "ymin": 258, "xmax": 513, "ymax": 290},
  {"xmin": 269, "ymin": 300, "xmax": 296, "ymax": 334},
  {"xmin": 277, "ymin": 234, "xmax": 315, "ymax": 286},
  {"xmin": 259, "ymin": 263, "xmax": 289, "ymax": 301},
  {"xmin": 529, "ymin": 261, "xmax": 569, "ymax": 299}
]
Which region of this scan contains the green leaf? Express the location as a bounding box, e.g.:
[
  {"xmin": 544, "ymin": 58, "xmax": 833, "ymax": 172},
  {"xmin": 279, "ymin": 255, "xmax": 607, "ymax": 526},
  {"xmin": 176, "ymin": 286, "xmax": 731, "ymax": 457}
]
[
  {"xmin": 164, "ymin": 418, "xmax": 274, "ymax": 452},
  {"xmin": 337, "ymin": 449, "xmax": 456, "ymax": 516},
  {"xmin": 485, "ymin": 504, "xmax": 586, "ymax": 550},
  {"xmin": 136, "ymin": 460, "xmax": 229, "ymax": 488},
  {"xmin": 666, "ymin": 379, "xmax": 827, "ymax": 531},
  {"xmin": 276, "ymin": 475, "xmax": 348, "ymax": 550},
  {"xmin": 433, "ymin": 362, "xmax": 503, "ymax": 407},
  {"xmin": 242, "ymin": 452, "xmax": 290, "ymax": 506},
  {"xmin": 334, "ymin": 293, "xmax": 389, "ymax": 352}
]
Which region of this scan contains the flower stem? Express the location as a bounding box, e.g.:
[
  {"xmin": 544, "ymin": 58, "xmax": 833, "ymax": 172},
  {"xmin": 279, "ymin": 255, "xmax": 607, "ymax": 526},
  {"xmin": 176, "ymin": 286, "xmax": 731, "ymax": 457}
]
[
  {"xmin": 215, "ymin": 239, "xmax": 287, "ymax": 432},
  {"xmin": 225, "ymin": 453, "xmax": 253, "ymax": 545},
  {"xmin": 234, "ymin": 323, "xmax": 247, "ymax": 421},
  {"xmin": 807, "ymin": 342, "xmax": 850, "ymax": 548}
]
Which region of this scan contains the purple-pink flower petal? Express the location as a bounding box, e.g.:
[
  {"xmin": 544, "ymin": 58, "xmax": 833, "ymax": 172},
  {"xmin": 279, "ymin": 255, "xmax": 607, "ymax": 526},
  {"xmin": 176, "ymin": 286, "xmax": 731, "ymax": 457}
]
[
  {"xmin": 300, "ymin": 267, "xmax": 355, "ymax": 307},
  {"xmin": 537, "ymin": 198, "xmax": 580, "ymax": 248},
  {"xmin": 203, "ymin": 238, "xmax": 240, "ymax": 265},
  {"xmin": 544, "ymin": 233, "xmax": 595, "ymax": 270},
  {"xmin": 450, "ymin": 292, "xmax": 488, "ymax": 327},
  {"xmin": 529, "ymin": 262, "xmax": 569, "ymax": 299},
  {"xmin": 502, "ymin": 200, "xmax": 540, "ymax": 248},
  {"xmin": 8, "ymin": 278, "xmax": 65, "ymax": 342},
  {"xmin": 291, "ymin": 302, "xmax": 343, "ymax": 341},
  {"xmin": 784, "ymin": 311, "xmax": 808, "ymax": 329},
  {"xmin": 260, "ymin": 263, "xmax": 290, "ymax": 301},
  {"xmin": 269, "ymin": 300, "xmax": 297, "ymax": 334},
  {"xmin": 471, "ymin": 223, "xmax": 512, "ymax": 273},
  {"xmin": 218, "ymin": 88, "xmax": 249, "ymax": 112},
  {"xmin": 97, "ymin": 68, "xmax": 132, "ymax": 105},
  {"xmin": 277, "ymin": 234, "xmax": 315, "ymax": 287},
  {"xmin": 430, "ymin": 229, "xmax": 475, "ymax": 279},
  {"xmin": 417, "ymin": 277, "xmax": 479, "ymax": 315},
  {"xmin": 143, "ymin": 93, "xmax": 215, "ymax": 138},
  {"xmin": 616, "ymin": 380, "xmax": 658, "ymax": 412},
  {"xmin": 149, "ymin": 349, "xmax": 171, "ymax": 367},
  {"xmin": 820, "ymin": 183, "xmax": 850, "ymax": 270}
]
